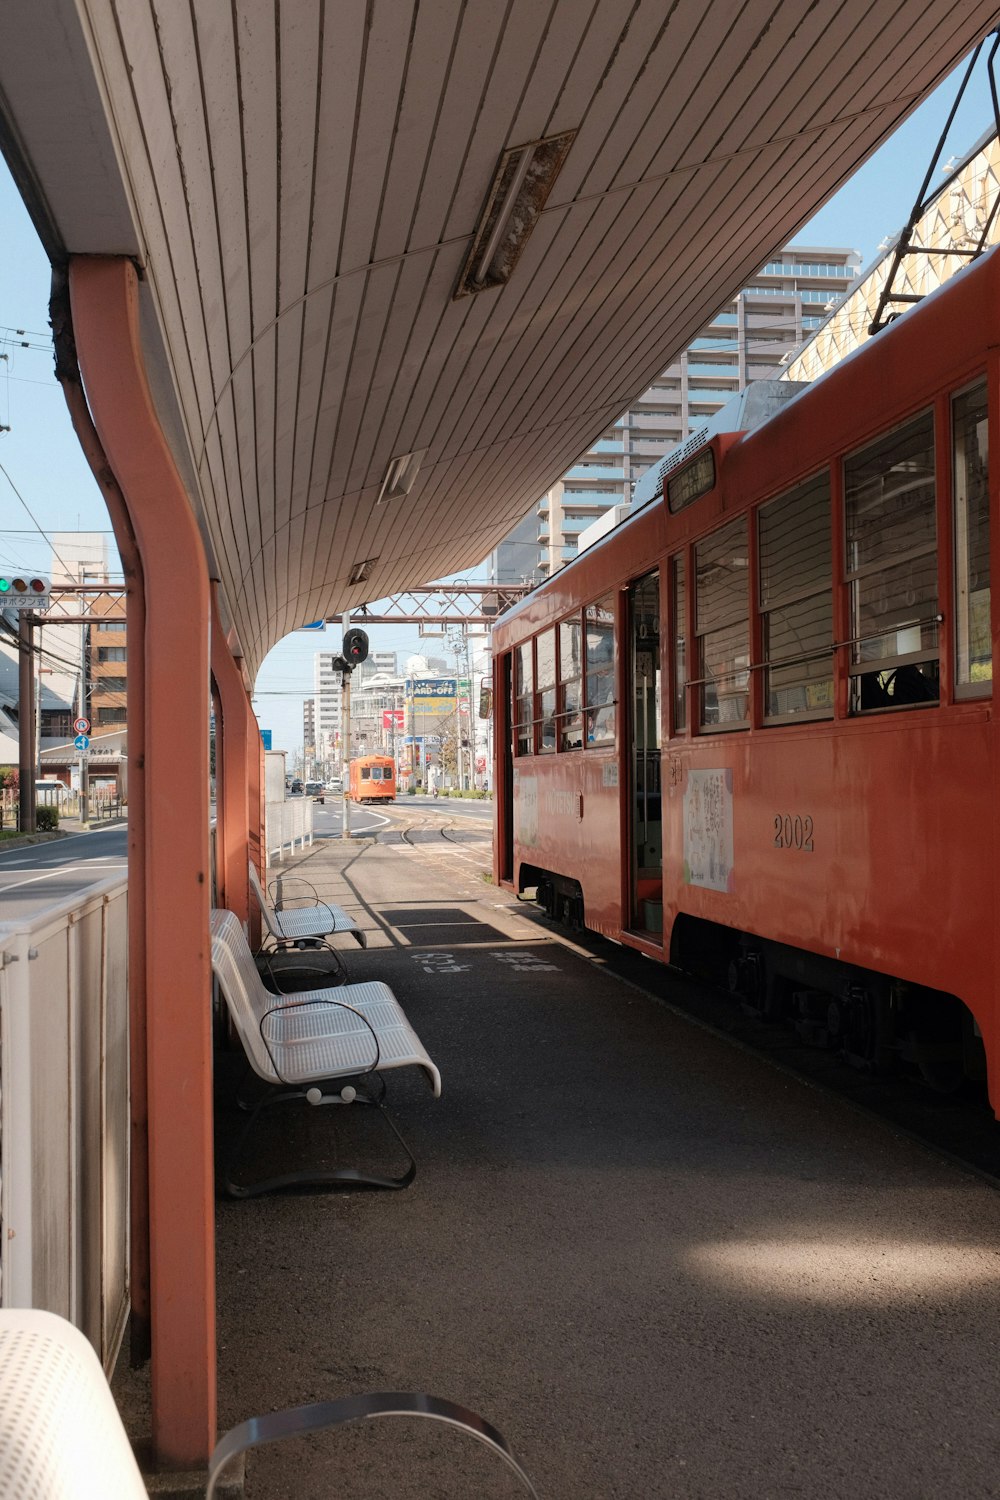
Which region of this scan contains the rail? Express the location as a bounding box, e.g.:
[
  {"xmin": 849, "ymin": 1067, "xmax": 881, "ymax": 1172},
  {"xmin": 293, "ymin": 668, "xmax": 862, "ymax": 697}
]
[
  {"xmin": 266, "ymin": 795, "xmax": 315, "ymax": 865},
  {"xmin": 0, "ymin": 873, "xmax": 130, "ymax": 1372}
]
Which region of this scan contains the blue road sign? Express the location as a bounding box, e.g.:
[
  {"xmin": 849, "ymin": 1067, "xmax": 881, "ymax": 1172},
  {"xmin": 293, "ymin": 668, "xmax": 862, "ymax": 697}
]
[
  {"xmin": 297, "ymin": 620, "xmax": 325, "ymax": 631},
  {"xmin": 74, "ymin": 734, "xmax": 90, "ymax": 751},
  {"xmin": 260, "ymin": 729, "xmax": 272, "ymax": 750}
]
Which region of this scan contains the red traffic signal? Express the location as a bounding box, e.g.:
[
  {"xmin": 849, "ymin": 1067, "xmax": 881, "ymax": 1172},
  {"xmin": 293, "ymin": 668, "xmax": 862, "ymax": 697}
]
[
  {"xmin": 0, "ymin": 573, "xmax": 47, "ymax": 595},
  {"xmin": 343, "ymin": 627, "xmax": 369, "ymax": 665}
]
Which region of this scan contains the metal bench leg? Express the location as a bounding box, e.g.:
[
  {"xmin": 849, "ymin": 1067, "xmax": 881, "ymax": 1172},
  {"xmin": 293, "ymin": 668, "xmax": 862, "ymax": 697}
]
[
  {"xmin": 207, "ymin": 1393, "xmax": 540, "ymax": 1500},
  {"xmin": 221, "ymin": 1084, "xmax": 417, "ymax": 1198},
  {"xmin": 257, "ymin": 944, "xmax": 348, "ymax": 989}
]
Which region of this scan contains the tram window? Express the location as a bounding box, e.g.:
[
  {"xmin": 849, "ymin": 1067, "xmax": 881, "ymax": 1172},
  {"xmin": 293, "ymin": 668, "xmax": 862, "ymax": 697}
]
[
  {"xmin": 671, "ymin": 556, "xmax": 686, "ymax": 732},
  {"xmin": 954, "ymin": 381, "xmax": 991, "ymax": 694},
  {"xmin": 845, "ymin": 412, "xmax": 939, "ymax": 711},
  {"xmin": 514, "ymin": 642, "xmax": 533, "ymax": 756},
  {"xmin": 558, "ymin": 615, "xmax": 583, "ymax": 749},
  {"xmin": 758, "ymin": 473, "xmax": 832, "ymax": 720},
  {"xmin": 536, "ymin": 629, "xmax": 557, "ymax": 752},
  {"xmin": 361, "ymin": 767, "xmax": 371, "ymax": 780},
  {"xmin": 696, "ymin": 517, "xmax": 749, "ymax": 727},
  {"xmin": 585, "ymin": 596, "xmax": 616, "ymax": 745}
]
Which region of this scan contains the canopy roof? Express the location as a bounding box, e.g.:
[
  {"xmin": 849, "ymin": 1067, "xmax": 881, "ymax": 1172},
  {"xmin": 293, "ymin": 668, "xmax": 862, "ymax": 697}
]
[{"xmin": 1, "ymin": 0, "xmax": 995, "ymax": 673}]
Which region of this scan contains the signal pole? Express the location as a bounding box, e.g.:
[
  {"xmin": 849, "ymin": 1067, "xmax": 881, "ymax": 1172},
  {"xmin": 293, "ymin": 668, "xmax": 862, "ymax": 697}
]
[
  {"xmin": 17, "ymin": 609, "xmax": 35, "ymax": 833},
  {"xmin": 341, "ymin": 662, "xmax": 352, "ymax": 840}
]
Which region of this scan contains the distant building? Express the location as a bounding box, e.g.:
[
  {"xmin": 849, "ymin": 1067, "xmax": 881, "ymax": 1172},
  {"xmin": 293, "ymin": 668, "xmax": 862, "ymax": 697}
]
[
  {"xmin": 783, "ymin": 129, "xmax": 1000, "ymax": 382},
  {"xmin": 354, "ymin": 650, "xmax": 398, "ymax": 684},
  {"xmin": 303, "ymin": 697, "xmax": 316, "ymax": 765},
  {"xmin": 313, "ymin": 653, "xmax": 344, "ymax": 767},
  {"xmin": 489, "ymin": 244, "xmax": 860, "ymax": 578},
  {"xmin": 0, "ymin": 531, "xmax": 126, "ymax": 789}
]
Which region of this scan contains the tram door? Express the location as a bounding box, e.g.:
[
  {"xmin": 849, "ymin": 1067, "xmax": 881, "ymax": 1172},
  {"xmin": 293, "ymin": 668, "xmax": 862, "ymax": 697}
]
[
  {"xmin": 499, "ymin": 652, "xmax": 514, "ymax": 882},
  {"xmin": 627, "ymin": 571, "xmax": 662, "ymax": 935}
]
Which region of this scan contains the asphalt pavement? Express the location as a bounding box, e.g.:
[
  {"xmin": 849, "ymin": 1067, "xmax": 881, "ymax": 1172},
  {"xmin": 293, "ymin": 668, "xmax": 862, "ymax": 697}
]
[
  {"xmin": 114, "ymin": 823, "xmax": 1000, "ymax": 1500},
  {"xmin": 0, "ymin": 824, "xmax": 127, "ymax": 921}
]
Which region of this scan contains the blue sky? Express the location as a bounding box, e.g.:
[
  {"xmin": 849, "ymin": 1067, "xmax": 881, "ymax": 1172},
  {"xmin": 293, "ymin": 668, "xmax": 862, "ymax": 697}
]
[{"xmin": 0, "ymin": 49, "xmax": 997, "ymax": 751}]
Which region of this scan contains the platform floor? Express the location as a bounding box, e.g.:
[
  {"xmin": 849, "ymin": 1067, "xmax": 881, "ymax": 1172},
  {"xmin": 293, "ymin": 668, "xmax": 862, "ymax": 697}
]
[{"xmin": 123, "ymin": 821, "xmax": 1000, "ymax": 1497}]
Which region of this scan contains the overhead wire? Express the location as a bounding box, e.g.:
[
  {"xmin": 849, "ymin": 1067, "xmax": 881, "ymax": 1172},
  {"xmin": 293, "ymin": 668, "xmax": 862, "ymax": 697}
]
[{"xmin": 0, "ymin": 460, "xmax": 79, "ymax": 581}]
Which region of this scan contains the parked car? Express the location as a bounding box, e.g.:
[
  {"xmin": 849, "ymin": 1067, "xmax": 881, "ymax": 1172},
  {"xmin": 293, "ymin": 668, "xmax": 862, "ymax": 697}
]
[
  {"xmin": 35, "ymin": 779, "xmax": 68, "ymax": 805},
  {"xmin": 289, "ymin": 779, "xmax": 304, "ymax": 796},
  {"xmin": 304, "ymin": 780, "xmax": 325, "ymax": 802}
]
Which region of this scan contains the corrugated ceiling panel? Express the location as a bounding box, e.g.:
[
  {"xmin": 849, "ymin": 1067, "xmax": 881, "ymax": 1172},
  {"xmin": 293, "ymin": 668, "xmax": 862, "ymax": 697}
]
[{"xmin": 5, "ymin": 0, "xmax": 1000, "ymax": 672}]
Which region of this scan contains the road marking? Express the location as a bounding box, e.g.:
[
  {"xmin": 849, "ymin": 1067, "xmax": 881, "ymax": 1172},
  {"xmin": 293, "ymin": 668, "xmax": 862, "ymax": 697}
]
[
  {"xmin": 0, "ymin": 827, "xmax": 126, "ymax": 858},
  {"xmin": 490, "ymin": 950, "xmax": 561, "ymax": 972},
  {"xmin": 409, "ymin": 952, "xmax": 471, "ymax": 974},
  {"xmin": 0, "ymin": 860, "xmax": 127, "ymax": 893}
]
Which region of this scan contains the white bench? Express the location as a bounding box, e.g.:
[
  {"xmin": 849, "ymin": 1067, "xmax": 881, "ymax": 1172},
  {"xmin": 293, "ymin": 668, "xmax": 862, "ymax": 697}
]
[
  {"xmin": 249, "ymin": 860, "xmax": 367, "ymax": 950},
  {"xmin": 211, "ymin": 909, "xmax": 440, "ymax": 1194},
  {"xmin": 0, "ymin": 1310, "xmax": 148, "ymax": 1499}
]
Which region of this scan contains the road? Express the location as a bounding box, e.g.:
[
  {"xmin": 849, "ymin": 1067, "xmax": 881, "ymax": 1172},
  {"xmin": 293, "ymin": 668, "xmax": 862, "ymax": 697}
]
[
  {"xmin": 0, "ymin": 825, "xmax": 128, "ymax": 922},
  {"xmin": 0, "ymin": 796, "xmax": 494, "ymax": 922},
  {"xmin": 310, "ymin": 793, "xmax": 493, "ymax": 838}
]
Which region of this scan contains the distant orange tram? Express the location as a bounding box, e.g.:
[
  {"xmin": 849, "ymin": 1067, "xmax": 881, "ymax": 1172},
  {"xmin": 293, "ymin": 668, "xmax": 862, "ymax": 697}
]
[{"xmin": 348, "ymin": 754, "xmax": 396, "ymax": 803}]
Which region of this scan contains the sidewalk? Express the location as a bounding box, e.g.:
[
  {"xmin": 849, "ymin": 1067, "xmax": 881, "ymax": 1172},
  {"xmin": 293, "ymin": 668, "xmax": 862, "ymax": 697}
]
[{"xmin": 119, "ymin": 829, "xmax": 1000, "ymax": 1498}]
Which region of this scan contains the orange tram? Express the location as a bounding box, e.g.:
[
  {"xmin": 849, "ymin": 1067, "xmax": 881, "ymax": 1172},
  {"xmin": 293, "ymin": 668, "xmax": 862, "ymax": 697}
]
[
  {"xmin": 492, "ymin": 245, "xmax": 1000, "ymax": 1115},
  {"xmin": 347, "ymin": 754, "xmax": 396, "ymax": 803}
]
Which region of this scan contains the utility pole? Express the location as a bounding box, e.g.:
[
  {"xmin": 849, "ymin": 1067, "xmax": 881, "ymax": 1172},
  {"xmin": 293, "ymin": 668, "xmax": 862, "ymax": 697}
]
[
  {"xmin": 79, "ymin": 595, "xmax": 90, "ymax": 824},
  {"xmin": 17, "ymin": 610, "xmax": 35, "ymax": 833}
]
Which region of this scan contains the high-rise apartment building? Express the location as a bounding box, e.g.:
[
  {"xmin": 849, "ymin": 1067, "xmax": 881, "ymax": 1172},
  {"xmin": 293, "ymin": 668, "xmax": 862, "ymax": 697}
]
[
  {"xmin": 493, "ymin": 246, "xmax": 859, "ymax": 581},
  {"xmin": 303, "ymin": 697, "xmax": 316, "ymax": 763},
  {"xmin": 313, "ymin": 652, "xmax": 344, "ymax": 765}
]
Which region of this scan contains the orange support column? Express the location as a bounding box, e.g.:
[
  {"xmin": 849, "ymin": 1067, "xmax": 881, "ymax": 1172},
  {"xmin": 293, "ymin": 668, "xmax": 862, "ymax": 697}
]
[
  {"xmin": 211, "ymin": 584, "xmax": 251, "ymax": 927},
  {"xmin": 69, "ymin": 256, "xmax": 216, "ymax": 1468},
  {"xmin": 247, "ymin": 700, "xmax": 265, "ymax": 947}
]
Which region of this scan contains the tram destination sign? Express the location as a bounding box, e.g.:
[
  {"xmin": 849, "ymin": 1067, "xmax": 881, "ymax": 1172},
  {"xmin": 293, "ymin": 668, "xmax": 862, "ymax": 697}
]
[{"xmin": 666, "ymin": 448, "xmax": 715, "ymax": 513}]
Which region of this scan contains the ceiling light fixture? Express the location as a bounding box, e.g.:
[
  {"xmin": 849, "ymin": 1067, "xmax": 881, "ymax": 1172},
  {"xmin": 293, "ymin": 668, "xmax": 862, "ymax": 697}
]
[
  {"xmin": 454, "ymin": 130, "xmax": 577, "ymax": 299},
  {"xmin": 375, "ymin": 449, "xmax": 427, "ymax": 505},
  {"xmin": 349, "ymin": 558, "xmax": 378, "ymax": 586}
]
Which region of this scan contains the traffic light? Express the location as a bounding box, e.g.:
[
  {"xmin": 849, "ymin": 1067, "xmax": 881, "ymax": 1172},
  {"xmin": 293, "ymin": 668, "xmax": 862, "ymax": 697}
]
[
  {"xmin": 0, "ymin": 573, "xmax": 47, "ymax": 596},
  {"xmin": 342, "ymin": 627, "xmax": 369, "ymax": 665}
]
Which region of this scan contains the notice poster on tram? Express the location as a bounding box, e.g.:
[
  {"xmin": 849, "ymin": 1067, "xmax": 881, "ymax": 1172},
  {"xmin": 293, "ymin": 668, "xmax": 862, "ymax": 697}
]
[
  {"xmin": 683, "ymin": 768, "xmax": 735, "ymax": 893},
  {"xmin": 514, "ymin": 770, "xmax": 538, "ymax": 847}
]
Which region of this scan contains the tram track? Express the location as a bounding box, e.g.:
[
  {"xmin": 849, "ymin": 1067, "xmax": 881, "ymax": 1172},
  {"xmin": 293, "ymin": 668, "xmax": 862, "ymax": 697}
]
[{"xmin": 373, "ymin": 800, "xmax": 492, "ymax": 854}]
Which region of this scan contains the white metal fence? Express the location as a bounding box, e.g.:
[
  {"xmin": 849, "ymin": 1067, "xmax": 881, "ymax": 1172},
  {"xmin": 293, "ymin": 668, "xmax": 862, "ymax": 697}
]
[
  {"xmin": 265, "ymin": 796, "xmax": 314, "ymax": 864},
  {"xmin": 0, "ymin": 874, "xmax": 130, "ymax": 1373},
  {"xmin": 0, "ymin": 786, "xmax": 126, "ymax": 831}
]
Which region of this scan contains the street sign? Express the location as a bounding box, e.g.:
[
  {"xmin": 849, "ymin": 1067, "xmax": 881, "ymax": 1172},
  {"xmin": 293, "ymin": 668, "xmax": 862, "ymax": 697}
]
[
  {"xmin": 74, "ymin": 734, "xmax": 90, "ymax": 751},
  {"xmin": 297, "ymin": 620, "xmax": 326, "ymax": 631},
  {"xmin": 74, "ymin": 717, "xmax": 90, "ymax": 734}
]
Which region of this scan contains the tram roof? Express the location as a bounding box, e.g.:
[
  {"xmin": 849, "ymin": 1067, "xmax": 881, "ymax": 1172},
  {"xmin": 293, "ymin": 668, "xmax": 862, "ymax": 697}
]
[{"xmin": 1, "ymin": 1, "xmax": 996, "ymax": 674}]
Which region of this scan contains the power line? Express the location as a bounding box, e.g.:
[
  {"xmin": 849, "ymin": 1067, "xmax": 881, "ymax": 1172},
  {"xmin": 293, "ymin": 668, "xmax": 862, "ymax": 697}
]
[{"xmin": 0, "ymin": 460, "xmax": 81, "ymax": 581}]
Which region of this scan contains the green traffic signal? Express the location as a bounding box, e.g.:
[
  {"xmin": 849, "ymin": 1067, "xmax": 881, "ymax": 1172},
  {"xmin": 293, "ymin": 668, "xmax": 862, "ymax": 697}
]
[{"xmin": 0, "ymin": 575, "xmax": 48, "ymax": 596}]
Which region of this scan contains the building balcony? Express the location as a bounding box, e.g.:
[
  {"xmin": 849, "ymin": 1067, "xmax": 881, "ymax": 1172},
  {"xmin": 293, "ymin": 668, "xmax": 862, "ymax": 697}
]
[
  {"xmin": 687, "ymin": 389, "xmax": 738, "ymax": 405},
  {"xmin": 686, "ymin": 363, "xmax": 739, "ymax": 379}
]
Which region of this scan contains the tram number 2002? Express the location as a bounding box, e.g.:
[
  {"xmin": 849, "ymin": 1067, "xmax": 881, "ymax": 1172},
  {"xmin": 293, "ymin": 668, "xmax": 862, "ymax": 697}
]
[{"xmin": 773, "ymin": 813, "xmax": 814, "ymax": 852}]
